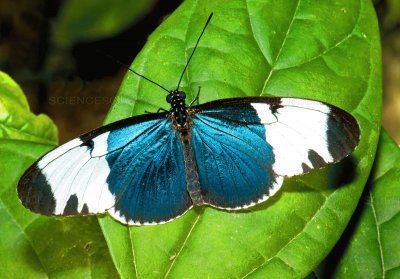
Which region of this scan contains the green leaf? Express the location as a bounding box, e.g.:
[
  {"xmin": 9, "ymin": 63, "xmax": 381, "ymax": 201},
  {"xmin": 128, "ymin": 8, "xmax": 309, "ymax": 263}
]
[
  {"xmin": 332, "ymin": 131, "xmax": 400, "ymax": 278},
  {"xmin": 53, "ymin": 0, "xmax": 157, "ymax": 46},
  {"xmin": 0, "ymin": 72, "xmax": 57, "ymax": 145},
  {"xmin": 0, "ymin": 72, "xmax": 118, "ymax": 277},
  {"xmin": 100, "ymin": 0, "xmax": 382, "ymax": 278}
]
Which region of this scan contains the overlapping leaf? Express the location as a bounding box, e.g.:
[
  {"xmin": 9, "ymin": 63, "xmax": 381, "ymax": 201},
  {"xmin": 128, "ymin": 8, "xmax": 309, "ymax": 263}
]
[
  {"xmin": 0, "ymin": 71, "xmax": 118, "ymax": 278},
  {"xmin": 332, "ymin": 131, "xmax": 400, "ymax": 278},
  {"xmin": 0, "ymin": 72, "xmax": 57, "ymax": 145},
  {"xmin": 53, "ymin": 0, "xmax": 157, "ymax": 46}
]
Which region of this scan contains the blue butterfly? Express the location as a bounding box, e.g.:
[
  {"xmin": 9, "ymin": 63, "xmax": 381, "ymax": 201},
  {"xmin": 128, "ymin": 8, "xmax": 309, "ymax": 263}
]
[{"xmin": 17, "ymin": 14, "xmax": 360, "ymax": 225}]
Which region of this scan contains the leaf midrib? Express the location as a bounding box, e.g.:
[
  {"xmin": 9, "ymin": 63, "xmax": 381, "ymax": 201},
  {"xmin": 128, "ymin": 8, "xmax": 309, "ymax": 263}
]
[{"xmin": 260, "ymin": 0, "xmax": 302, "ymax": 96}]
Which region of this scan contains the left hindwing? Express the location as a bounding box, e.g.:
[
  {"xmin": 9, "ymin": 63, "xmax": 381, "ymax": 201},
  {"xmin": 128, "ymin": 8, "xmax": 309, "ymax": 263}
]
[{"xmin": 190, "ymin": 97, "xmax": 359, "ymax": 209}]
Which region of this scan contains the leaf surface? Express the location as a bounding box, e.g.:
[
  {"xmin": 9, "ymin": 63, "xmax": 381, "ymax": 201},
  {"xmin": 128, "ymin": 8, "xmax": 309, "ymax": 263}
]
[{"xmin": 99, "ymin": 0, "xmax": 382, "ymax": 278}]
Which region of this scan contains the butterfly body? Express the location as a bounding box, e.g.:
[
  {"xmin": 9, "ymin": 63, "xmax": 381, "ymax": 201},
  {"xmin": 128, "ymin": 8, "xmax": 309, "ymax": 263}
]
[{"xmin": 166, "ymin": 89, "xmax": 204, "ymax": 205}]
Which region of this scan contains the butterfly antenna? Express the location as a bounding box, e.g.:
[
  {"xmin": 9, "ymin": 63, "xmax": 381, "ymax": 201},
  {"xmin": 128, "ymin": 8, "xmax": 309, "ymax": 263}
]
[
  {"xmin": 100, "ymin": 51, "xmax": 171, "ymax": 94},
  {"xmin": 176, "ymin": 13, "xmax": 213, "ymax": 90}
]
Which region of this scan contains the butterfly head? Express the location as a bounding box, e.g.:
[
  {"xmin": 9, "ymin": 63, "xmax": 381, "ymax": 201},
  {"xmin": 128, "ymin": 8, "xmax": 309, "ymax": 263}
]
[{"xmin": 167, "ymin": 90, "xmax": 188, "ymax": 128}]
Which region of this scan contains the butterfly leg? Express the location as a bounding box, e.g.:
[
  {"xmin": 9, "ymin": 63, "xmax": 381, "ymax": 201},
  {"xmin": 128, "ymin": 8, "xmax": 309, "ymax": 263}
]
[
  {"xmin": 144, "ymin": 108, "xmax": 169, "ymax": 114},
  {"xmin": 189, "ymin": 86, "xmax": 201, "ymax": 107}
]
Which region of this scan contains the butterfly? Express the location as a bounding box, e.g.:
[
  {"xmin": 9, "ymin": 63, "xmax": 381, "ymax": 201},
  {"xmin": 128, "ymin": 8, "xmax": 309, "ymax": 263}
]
[{"xmin": 17, "ymin": 13, "xmax": 360, "ymax": 225}]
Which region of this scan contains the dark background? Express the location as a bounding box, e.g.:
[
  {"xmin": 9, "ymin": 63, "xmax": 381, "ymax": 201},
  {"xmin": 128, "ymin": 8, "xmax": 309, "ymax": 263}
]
[{"xmin": 0, "ymin": 0, "xmax": 398, "ymax": 144}]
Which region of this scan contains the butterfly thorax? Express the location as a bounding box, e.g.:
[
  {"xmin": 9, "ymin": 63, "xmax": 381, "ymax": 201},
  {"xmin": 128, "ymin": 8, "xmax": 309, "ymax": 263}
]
[{"xmin": 167, "ymin": 90, "xmax": 189, "ymax": 128}]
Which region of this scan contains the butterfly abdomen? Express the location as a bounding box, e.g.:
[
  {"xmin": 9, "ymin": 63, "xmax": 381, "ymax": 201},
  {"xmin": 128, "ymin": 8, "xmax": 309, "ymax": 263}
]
[{"xmin": 178, "ymin": 130, "xmax": 203, "ymax": 205}]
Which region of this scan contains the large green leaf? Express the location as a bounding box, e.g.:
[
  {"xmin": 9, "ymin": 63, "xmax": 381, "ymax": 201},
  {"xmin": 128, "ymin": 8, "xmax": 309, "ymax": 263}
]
[
  {"xmin": 0, "ymin": 71, "xmax": 118, "ymax": 277},
  {"xmin": 99, "ymin": 0, "xmax": 382, "ymax": 278},
  {"xmin": 332, "ymin": 131, "xmax": 400, "ymax": 278},
  {"xmin": 53, "ymin": 0, "xmax": 157, "ymax": 46}
]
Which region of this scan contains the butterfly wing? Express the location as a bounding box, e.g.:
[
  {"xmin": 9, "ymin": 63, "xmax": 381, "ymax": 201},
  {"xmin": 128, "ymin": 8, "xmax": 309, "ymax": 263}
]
[
  {"xmin": 190, "ymin": 97, "xmax": 360, "ymax": 209},
  {"xmin": 18, "ymin": 113, "xmax": 192, "ymax": 225}
]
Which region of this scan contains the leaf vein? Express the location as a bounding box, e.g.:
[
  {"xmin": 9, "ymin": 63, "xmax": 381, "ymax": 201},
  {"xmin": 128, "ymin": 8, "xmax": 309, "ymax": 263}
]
[
  {"xmin": 260, "ymin": 0, "xmax": 302, "ymax": 96},
  {"xmin": 242, "ymin": 192, "xmax": 332, "ymax": 278},
  {"xmin": 0, "ymin": 123, "xmax": 55, "ymax": 145},
  {"xmin": 370, "ymin": 192, "xmax": 386, "ymax": 278},
  {"xmin": 163, "ymin": 213, "xmax": 202, "ymax": 279},
  {"xmin": 277, "ymin": 0, "xmax": 363, "ymax": 72},
  {"xmin": 128, "ymin": 227, "xmax": 138, "ymax": 278}
]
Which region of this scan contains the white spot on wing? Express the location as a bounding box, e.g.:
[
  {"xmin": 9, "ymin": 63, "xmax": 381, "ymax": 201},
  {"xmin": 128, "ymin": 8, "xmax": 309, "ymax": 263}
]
[
  {"xmin": 91, "ymin": 132, "xmax": 110, "ymax": 157},
  {"xmin": 252, "ymin": 100, "xmax": 334, "ymax": 176},
  {"xmin": 38, "ymin": 138, "xmax": 82, "ymax": 168},
  {"xmin": 38, "ymin": 139, "xmax": 114, "ymax": 215},
  {"xmin": 79, "ymin": 157, "xmax": 114, "ymax": 212},
  {"xmin": 251, "ymin": 103, "xmax": 277, "ymax": 124},
  {"xmin": 280, "ymin": 98, "xmax": 331, "ymax": 114},
  {"xmin": 50, "ymin": 146, "xmax": 91, "ymax": 213}
]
